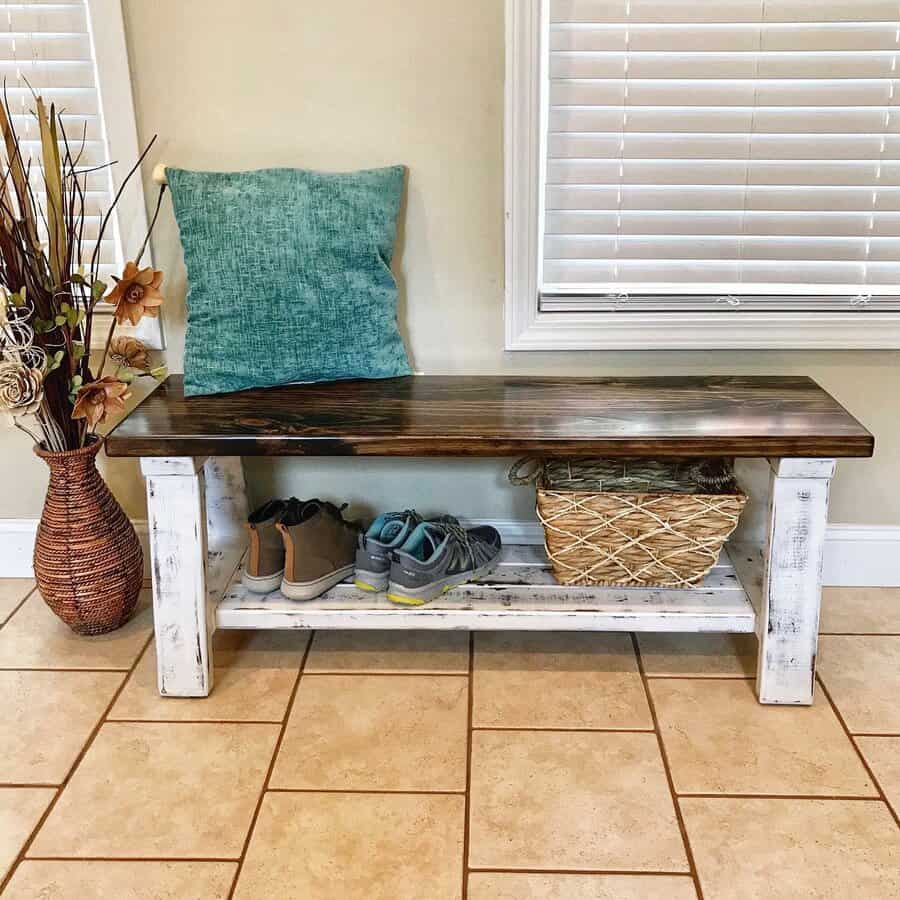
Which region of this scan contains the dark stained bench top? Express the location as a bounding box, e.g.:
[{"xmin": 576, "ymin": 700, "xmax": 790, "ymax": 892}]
[{"xmin": 104, "ymin": 374, "xmax": 874, "ymax": 459}]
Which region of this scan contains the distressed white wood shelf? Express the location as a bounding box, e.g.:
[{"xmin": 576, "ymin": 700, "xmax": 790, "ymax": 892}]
[{"xmin": 215, "ymin": 544, "xmax": 758, "ymax": 634}]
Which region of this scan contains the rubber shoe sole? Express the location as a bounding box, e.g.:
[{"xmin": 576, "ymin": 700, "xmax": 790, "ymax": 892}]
[
  {"xmin": 354, "ymin": 569, "xmax": 389, "ymax": 593},
  {"xmin": 386, "ymin": 557, "xmax": 499, "ymax": 607},
  {"xmin": 281, "ymin": 564, "xmax": 355, "ymax": 601},
  {"xmin": 241, "ymin": 568, "xmax": 285, "ymax": 594}
]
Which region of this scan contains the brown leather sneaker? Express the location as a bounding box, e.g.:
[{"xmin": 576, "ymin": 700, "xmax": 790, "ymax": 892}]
[
  {"xmin": 277, "ymin": 500, "xmax": 360, "ymax": 600},
  {"xmin": 242, "ymin": 499, "xmax": 296, "ymax": 594}
]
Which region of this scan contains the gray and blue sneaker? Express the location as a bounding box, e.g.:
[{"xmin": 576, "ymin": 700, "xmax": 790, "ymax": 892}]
[
  {"xmin": 387, "ymin": 521, "xmax": 502, "ymax": 606},
  {"xmin": 354, "ymin": 510, "xmax": 424, "ymax": 592}
]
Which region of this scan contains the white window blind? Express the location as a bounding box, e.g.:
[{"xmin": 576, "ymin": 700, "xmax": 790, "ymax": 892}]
[
  {"xmin": 1, "ymin": 0, "xmax": 121, "ymax": 281},
  {"xmin": 542, "ymin": 0, "xmax": 900, "ymax": 312}
]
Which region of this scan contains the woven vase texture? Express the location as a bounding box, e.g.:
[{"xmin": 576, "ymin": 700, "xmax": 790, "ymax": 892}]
[{"xmin": 33, "ymin": 437, "xmax": 143, "ymax": 635}]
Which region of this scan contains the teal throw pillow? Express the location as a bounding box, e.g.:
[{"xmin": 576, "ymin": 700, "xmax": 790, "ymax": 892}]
[{"xmin": 167, "ymin": 166, "xmax": 412, "ymax": 396}]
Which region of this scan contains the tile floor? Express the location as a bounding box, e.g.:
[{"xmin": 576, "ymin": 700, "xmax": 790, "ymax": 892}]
[{"xmin": 0, "ymin": 578, "xmax": 897, "ymax": 899}]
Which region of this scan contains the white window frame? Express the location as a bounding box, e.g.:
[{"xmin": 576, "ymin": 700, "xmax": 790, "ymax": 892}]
[
  {"xmin": 504, "ymin": 0, "xmax": 900, "ymax": 351},
  {"xmin": 85, "ymin": 0, "xmax": 163, "ymax": 349}
]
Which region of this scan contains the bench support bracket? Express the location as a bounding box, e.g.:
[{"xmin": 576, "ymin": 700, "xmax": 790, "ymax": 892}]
[{"xmin": 756, "ymin": 457, "xmax": 835, "ymax": 705}]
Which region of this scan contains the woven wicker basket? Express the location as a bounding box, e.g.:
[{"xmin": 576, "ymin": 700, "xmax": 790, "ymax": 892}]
[{"xmin": 510, "ymin": 457, "xmax": 747, "ymax": 589}]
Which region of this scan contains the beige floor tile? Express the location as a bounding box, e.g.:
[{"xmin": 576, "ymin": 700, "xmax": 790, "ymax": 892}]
[
  {"xmin": 818, "ymin": 635, "xmax": 900, "ymax": 733},
  {"xmin": 857, "ymin": 737, "xmax": 900, "ymax": 818},
  {"xmin": 473, "ymin": 632, "xmax": 652, "ymax": 729},
  {"xmin": 109, "ymin": 630, "xmax": 308, "ymax": 722},
  {"xmin": 651, "ymin": 678, "xmax": 874, "ymax": 796},
  {"xmin": 821, "ymin": 587, "xmax": 900, "ymax": 634},
  {"xmin": 233, "ymin": 791, "xmax": 463, "ymax": 900},
  {"xmin": 682, "ymin": 798, "xmax": 900, "ymax": 900},
  {"xmin": 3, "ymin": 861, "xmax": 237, "ymax": 899},
  {"xmin": 30, "ymin": 722, "xmax": 278, "ymax": 858},
  {"xmin": 0, "ymin": 591, "xmax": 152, "ymax": 670},
  {"xmin": 305, "ymin": 629, "xmax": 469, "ymax": 674},
  {"xmin": 467, "ymin": 873, "xmax": 697, "ymax": 900},
  {"xmin": 271, "ymin": 674, "xmax": 467, "ymax": 791},
  {"xmin": 0, "ymin": 580, "xmax": 33, "ymax": 625},
  {"xmin": 0, "ymin": 788, "xmax": 55, "ymax": 883},
  {"xmin": 0, "ymin": 670, "xmax": 124, "ymax": 784},
  {"xmin": 468, "ymin": 730, "xmax": 687, "ymax": 872},
  {"xmin": 637, "ymin": 633, "xmax": 757, "ymax": 678}
]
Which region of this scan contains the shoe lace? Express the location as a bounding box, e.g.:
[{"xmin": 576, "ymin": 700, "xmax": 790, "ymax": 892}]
[
  {"xmin": 435, "ymin": 521, "xmax": 474, "ymax": 565},
  {"xmin": 403, "ymin": 509, "xmax": 424, "ymax": 526}
]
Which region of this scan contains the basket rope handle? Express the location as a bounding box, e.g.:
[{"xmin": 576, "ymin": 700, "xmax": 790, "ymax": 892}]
[
  {"xmin": 686, "ymin": 459, "xmax": 736, "ymax": 492},
  {"xmin": 508, "ymin": 456, "xmax": 544, "ymax": 486}
]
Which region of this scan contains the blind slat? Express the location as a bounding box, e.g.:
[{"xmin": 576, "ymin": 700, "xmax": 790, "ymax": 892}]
[
  {"xmin": 547, "ymin": 159, "xmax": 900, "ymax": 186},
  {"xmin": 547, "ymin": 210, "xmax": 900, "ymax": 237},
  {"xmin": 549, "ymin": 133, "xmax": 900, "ymax": 159},
  {"xmin": 547, "ymin": 185, "xmax": 900, "ymax": 211},
  {"xmin": 550, "ymin": 1, "xmax": 900, "ymax": 24}
]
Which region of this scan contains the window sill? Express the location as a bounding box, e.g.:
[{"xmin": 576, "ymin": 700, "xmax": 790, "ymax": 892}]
[{"xmin": 505, "ymin": 309, "xmax": 900, "ymax": 351}]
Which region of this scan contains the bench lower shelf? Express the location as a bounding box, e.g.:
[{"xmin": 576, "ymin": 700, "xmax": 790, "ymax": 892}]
[{"xmin": 214, "ymin": 544, "xmax": 759, "ymax": 634}]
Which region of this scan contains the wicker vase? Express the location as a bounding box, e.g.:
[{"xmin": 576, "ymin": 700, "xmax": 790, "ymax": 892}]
[{"xmin": 33, "ymin": 436, "xmax": 143, "ymax": 635}]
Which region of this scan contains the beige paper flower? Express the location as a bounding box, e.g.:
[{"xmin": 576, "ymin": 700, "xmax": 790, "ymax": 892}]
[
  {"xmin": 105, "ymin": 261, "xmax": 164, "ymax": 326},
  {"xmin": 109, "ymin": 335, "xmax": 150, "ymax": 371},
  {"xmin": 0, "ymin": 361, "xmax": 43, "ymax": 420},
  {"xmin": 71, "ymin": 376, "xmax": 131, "ymax": 428}
]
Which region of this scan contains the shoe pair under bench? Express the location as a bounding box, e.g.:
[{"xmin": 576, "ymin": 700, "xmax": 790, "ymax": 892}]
[
  {"xmin": 356, "ymin": 510, "xmax": 502, "ymax": 605},
  {"xmin": 242, "ymin": 504, "xmax": 502, "ymax": 606}
]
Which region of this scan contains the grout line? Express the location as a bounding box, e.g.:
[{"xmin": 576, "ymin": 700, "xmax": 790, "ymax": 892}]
[
  {"xmin": 105, "ymin": 718, "xmax": 285, "ymax": 725},
  {"xmin": 471, "ymin": 726, "xmax": 656, "ymax": 733},
  {"xmin": 645, "ymin": 675, "xmax": 755, "ymax": 681},
  {"xmin": 0, "ymin": 631, "xmax": 154, "ymax": 895},
  {"xmin": 265, "ymin": 787, "xmax": 466, "ymax": 796},
  {"xmin": 851, "ymin": 732, "xmax": 900, "ymax": 738},
  {"xmin": 0, "ymin": 666, "xmax": 134, "ymax": 673},
  {"xmin": 24, "ymin": 855, "xmax": 239, "ymax": 863},
  {"xmin": 819, "ymin": 632, "xmax": 900, "ymax": 637},
  {"xmin": 299, "ymin": 671, "xmax": 470, "ymax": 677},
  {"xmin": 461, "ymin": 632, "xmax": 474, "ymax": 900},
  {"xmin": 676, "ymin": 792, "xmax": 883, "ymax": 801},
  {"xmin": 816, "ymin": 674, "xmax": 900, "ymax": 830},
  {"xmin": 226, "ymin": 632, "xmax": 313, "ymax": 900},
  {"xmin": 632, "ymin": 634, "xmax": 705, "ymax": 900},
  {"xmin": 0, "ymin": 783, "xmax": 59, "ymax": 790},
  {"xmin": 468, "ymin": 866, "xmax": 693, "ymax": 877},
  {"xmin": 0, "ymin": 586, "xmax": 36, "ymax": 629}
]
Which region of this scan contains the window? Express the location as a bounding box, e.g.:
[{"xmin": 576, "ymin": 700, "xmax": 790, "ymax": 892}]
[
  {"xmin": 1, "ymin": 0, "xmax": 161, "ymax": 348},
  {"xmin": 506, "ymin": 0, "xmax": 900, "ymax": 349}
]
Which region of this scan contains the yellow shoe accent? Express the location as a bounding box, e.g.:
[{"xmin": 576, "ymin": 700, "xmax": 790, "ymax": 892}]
[
  {"xmin": 387, "ymin": 593, "xmax": 427, "ymax": 607},
  {"xmin": 354, "ymin": 579, "xmax": 380, "ymax": 593}
]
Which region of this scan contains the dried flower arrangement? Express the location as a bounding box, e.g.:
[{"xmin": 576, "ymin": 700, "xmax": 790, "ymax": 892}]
[{"xmin": 0, "ymin": 91, "xmax": 166, "ymax": 451}]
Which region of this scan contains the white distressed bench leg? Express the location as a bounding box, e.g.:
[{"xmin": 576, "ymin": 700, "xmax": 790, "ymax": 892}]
[
  {"xmin": 204, "ymin": 457, "xmax": 250, "ymax": 551},
  {"xmin": 141, "ymin": 457, "xmax": 248, "ymax": 698},
  {"xmin": 756, "ymin": 457, "xmax": 835, "ymax": 705},
  {"xmin": 142, "ymin": 456, "xmax": 213, "ymax": 697}
]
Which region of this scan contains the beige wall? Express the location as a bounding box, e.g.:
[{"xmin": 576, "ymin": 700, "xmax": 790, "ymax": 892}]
[{"xmin": 2, "ymin": 0, "xmax": 897, "ymax": 525}]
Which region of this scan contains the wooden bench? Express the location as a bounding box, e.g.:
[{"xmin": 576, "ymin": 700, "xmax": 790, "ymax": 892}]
[{"xmin": 106, "ymin": 374, "xmax": 874, "ymax": 705}]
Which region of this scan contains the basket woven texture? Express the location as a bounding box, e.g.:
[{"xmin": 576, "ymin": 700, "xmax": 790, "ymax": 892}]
[
  {"xmin": 511, "ymin": 458, "xmax": 747, "ymax": 589},
  {"xmin": 33, "ymin": 437, "xmax": 143, "ymax": 635}
]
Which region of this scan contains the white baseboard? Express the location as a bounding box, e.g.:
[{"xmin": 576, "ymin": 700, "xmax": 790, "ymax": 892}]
[
  {"xmin": 2, "ymin": 517, "xmax": 899, "ymax": 587},
  {"xmin": 0, "ymin": 519, "xmax": 152, "ymax": 580},
  {"xmin": 822, "ymin": 525, "xmax": 900, "ymax": 587}
]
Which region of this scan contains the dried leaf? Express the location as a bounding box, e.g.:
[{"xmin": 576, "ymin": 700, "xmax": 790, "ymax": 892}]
[{"xmin": 36, "ymin": 98, "xmax": 66, "ymax": 287}]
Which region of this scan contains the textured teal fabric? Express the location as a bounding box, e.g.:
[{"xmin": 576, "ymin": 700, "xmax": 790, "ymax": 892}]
[{"xmin": 167, "ymin": 166, "xmax": 412, "ymax": 397}]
